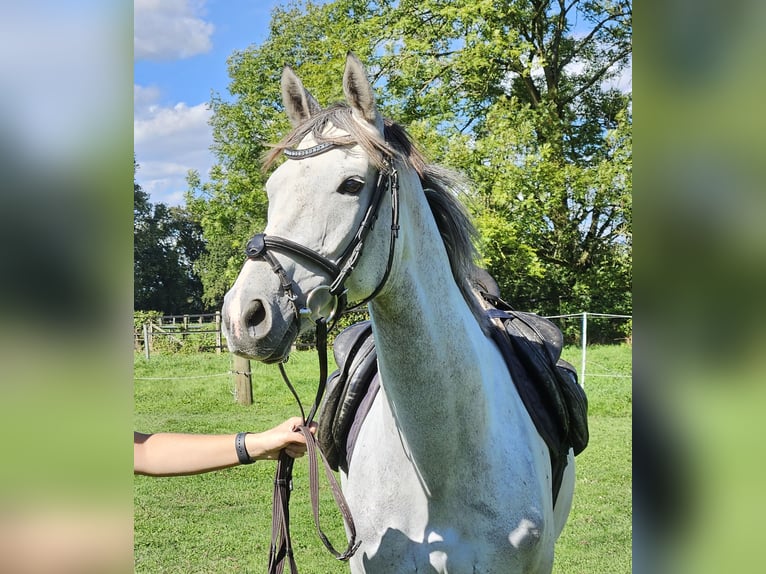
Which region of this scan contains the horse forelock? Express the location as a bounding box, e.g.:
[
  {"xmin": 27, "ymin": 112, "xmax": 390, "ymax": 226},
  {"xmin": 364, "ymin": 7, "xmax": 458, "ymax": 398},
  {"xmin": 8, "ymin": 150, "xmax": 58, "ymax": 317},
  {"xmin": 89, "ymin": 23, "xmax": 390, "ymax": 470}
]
[
  {"xmin": 263, "ymin": 106, "xmax": 486, "ymax": 328},
  {"xmin": 263, "ymin": 104, "xmax": 393, "ymax": 169}
]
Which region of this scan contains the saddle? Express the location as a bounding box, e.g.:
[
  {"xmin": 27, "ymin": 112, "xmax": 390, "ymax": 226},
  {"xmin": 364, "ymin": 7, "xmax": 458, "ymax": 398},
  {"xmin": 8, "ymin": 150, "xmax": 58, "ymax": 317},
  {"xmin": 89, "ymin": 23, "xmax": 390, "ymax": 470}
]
[
  {"xmin": 317, "ymin": 294, "xmax": 589, "ymax": 501},
  {"xmin": 317, "ymin": 320, "xmax": 380, "ymax": 475}
]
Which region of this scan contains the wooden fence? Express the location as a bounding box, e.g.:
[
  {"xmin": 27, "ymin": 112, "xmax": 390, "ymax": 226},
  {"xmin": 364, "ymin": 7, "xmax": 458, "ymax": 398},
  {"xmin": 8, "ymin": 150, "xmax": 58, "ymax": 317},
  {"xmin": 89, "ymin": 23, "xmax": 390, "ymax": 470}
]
[
  {"xmin": 134, "ymin": 312, "xmax": 258, "ymax": 405},
  {"xmin": 135, "ymin": 312, "xmax": 224, "ymax": 359},
  {"xmin": 134, "ymin": 310, "xmax": 630, "ymax": 404}
]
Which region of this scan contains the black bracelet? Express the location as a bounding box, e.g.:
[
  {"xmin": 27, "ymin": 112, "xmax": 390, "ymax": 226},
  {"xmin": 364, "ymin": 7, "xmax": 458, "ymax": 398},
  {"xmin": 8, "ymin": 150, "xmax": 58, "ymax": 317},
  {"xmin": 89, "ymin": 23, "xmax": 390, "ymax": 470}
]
[{"xmin": 235, "ymin": 432, "xmax": 254, "ymax": 464}]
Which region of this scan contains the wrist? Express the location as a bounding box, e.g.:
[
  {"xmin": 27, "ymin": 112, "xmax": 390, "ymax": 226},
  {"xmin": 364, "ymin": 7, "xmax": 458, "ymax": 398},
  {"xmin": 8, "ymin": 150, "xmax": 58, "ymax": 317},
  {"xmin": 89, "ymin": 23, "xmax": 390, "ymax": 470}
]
[
  {"xmin": 235, "ymin": 432, "xmax": 254, "ymax": 464},
  {"xmin": 244, "ymin": 432, "xmax": 266, "ymax": 461}
]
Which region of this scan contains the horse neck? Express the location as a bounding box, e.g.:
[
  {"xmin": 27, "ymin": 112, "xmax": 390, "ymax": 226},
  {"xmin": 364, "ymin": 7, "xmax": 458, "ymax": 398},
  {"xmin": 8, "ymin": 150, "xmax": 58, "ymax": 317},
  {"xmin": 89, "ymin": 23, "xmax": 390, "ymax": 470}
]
[{"xmin": 367, "ymin": 176, "xmax": 493, "ymax": 489}]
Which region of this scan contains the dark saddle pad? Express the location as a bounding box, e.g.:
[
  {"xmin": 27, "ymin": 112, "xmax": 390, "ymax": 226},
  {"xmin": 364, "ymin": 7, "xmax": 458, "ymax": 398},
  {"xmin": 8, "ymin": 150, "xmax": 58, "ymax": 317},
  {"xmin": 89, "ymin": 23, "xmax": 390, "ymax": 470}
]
[
  {"xmin": 317, "ymin": 296, "xmax": 589, "ymax": 500},
  {"xmin": 318, "ymin": 321, "xmax": 380, "ymax": 475}
]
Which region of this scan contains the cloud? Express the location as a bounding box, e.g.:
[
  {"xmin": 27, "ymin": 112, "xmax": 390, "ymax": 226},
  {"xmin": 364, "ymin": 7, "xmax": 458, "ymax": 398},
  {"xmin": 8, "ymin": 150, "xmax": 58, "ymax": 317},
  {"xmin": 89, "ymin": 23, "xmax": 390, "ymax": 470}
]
[
  {"xmin": 134, "ymin": 0, "xmax": 214, "ymax": 61},
  {"xmin": 134, "ymin": 85, "xmax": 214, "ymax": 206},
  {"xmin": 563, "ymin": 57, "xmax": 632, "ymax": 95},
  {"xmin": 501, "ymin": 55, "xmax": 631, "ymax": 98},
  {"xmin": 605, "ymin": 59, "xmax": 632, "ymax": 94},
  {"xmin": 133, "ymin": 84, "xmax": 162, "ymax": 110}
]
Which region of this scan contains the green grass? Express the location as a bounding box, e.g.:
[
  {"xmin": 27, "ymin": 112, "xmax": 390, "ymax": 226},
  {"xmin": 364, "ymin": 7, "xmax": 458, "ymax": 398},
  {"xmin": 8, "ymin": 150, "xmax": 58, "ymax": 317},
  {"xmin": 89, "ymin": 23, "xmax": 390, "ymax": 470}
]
[
  {"xmin": 556, "ymin": 344, "xmax": 632, "ymax": 573},
  {"xmin": 134, "ymin": 352, "xmax": 349, "ymax": 573},
  {"xmin": 134, "ymin": 344, "xmax": 631, "ymax": 573}
]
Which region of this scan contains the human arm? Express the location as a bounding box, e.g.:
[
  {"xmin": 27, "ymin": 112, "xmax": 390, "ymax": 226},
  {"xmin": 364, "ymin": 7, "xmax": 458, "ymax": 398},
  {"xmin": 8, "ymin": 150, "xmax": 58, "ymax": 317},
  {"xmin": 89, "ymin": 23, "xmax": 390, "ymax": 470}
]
[{"xmin": 134, "ymin": 417, "xmax": 315, "ymax": 476}]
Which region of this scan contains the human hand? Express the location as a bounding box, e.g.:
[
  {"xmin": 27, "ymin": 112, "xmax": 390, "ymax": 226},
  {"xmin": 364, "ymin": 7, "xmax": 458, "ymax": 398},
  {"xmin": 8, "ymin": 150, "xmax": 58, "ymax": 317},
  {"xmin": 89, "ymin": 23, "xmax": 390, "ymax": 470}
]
[{"xmin": 246, "ymin": 417, "xmax": 318, "ymax": 460}]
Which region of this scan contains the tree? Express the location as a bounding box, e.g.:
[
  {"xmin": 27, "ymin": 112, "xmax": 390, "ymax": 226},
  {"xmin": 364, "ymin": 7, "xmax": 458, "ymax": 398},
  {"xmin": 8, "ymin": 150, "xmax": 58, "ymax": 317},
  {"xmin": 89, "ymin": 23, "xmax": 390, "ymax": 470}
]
[
  {"xmin": 188, "ymin": 0, "xmax": 631, "ymax": 339},
  {"xmin": 376, "ymin": 0, "xmax": 632, "ymax": 339},
  {"xmin": 184, "ymin": 0, "xmax": 387, "ymax": 307},
  {"xmin": 135, "ymin": 161, "xmax": 206, "ymax": 314}
]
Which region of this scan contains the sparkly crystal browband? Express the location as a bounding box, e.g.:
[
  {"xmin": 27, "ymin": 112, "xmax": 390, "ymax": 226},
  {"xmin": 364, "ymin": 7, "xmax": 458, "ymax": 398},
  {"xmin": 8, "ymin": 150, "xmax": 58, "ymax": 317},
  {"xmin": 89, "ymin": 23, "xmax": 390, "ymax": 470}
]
[{"xmin": 283, "ymin": 142, "xmax": 337, "ymax": 159}]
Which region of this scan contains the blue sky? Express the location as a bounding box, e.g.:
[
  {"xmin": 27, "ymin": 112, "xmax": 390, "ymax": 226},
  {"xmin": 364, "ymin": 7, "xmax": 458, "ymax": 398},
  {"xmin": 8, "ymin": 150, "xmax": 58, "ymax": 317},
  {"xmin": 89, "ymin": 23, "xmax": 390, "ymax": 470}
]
[
  {"xmin": 134, "ymin": 0, "xmax": 282, "ymax": 206},
  {"xmin": 134, "ymin": 0, "xmax": 630, "ymax": 207}
]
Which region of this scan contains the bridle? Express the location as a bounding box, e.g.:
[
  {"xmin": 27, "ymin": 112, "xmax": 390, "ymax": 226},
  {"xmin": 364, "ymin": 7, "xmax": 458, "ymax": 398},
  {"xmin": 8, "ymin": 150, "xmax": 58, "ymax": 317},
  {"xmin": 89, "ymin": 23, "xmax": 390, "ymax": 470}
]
[
  {"xmin": 244, "ymin": 143, "xmax": 400, "ymax": 329},
  {"xmin": 243, "ymin": 141, "xmax": 400, "ymax": 573}
]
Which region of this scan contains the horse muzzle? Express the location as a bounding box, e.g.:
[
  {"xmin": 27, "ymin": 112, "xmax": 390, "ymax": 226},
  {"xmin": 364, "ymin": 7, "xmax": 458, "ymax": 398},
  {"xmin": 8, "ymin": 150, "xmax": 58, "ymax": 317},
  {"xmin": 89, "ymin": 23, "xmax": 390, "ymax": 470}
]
[{"xmin": 222, "ymin": 276, "xmax": 299, "ymax": 363}]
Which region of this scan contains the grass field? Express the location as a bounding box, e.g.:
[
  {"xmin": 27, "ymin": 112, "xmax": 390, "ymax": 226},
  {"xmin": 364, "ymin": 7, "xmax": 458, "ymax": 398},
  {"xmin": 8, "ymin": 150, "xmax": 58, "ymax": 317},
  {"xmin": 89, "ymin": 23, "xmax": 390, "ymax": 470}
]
[{"xmin": 134, "ymin": 344, "xmax": 631, "ymax": 573}]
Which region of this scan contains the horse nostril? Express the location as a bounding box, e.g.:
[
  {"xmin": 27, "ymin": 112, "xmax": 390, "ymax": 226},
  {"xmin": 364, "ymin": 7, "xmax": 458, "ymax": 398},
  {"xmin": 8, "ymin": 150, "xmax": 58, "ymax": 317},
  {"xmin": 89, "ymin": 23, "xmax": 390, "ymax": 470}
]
[{"xmin": 244, "ymin": 300, "xmax": 267, "ymax": 333}]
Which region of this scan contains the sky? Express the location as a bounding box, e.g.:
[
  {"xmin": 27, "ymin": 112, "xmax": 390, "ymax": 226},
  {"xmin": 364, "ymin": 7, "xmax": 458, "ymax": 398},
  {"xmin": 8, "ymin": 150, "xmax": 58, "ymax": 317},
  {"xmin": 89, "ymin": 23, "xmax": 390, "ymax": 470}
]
[
  {"xmin": 134, "ymin": 0, "xmax": 282, "ymax": 206},
  {"xmin": 134, "ymin": 0, "xmax": 631, "ymax": 207}
]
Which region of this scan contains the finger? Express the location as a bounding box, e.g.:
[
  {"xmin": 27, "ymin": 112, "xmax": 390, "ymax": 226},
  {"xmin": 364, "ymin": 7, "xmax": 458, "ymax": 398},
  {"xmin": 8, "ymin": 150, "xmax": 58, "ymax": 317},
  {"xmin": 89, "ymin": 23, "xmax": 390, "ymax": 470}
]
[
  {"xmin": 288, "ymin": 418, "xmax": 307, "ymax": 432},
  {"xmin": 289, "ymin": 432, "xmax": 307, "ymax": 444},
  {"xmin": 285, "ymin": 447, "xmax": 305, "ymax": 458}
]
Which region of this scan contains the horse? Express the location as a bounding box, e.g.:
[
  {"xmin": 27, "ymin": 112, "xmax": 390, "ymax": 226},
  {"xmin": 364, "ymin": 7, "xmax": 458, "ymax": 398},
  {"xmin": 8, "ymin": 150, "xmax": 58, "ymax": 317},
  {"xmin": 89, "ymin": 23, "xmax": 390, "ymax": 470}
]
[{"xmin": 222, "ymin": 53, "xmax": 576, "ymax": 573}]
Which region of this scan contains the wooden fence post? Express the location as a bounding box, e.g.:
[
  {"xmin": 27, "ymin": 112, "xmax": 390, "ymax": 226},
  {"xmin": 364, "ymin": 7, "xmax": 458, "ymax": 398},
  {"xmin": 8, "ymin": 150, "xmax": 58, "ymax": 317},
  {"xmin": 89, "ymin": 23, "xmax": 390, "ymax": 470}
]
[
  {"xmin": 232, "ymin": 355, "xmax": 253, "ymax": 405},
  {"xmin": 143, "ymin": 323, "xmax": 150, "ymax": 360},
  {"xmin": 215, "ymin": 311, "xmax": 222, "ymax": 354},
  {"xmin": 581, "ymin": 312, "xmax": 587, "ymax": 388}
]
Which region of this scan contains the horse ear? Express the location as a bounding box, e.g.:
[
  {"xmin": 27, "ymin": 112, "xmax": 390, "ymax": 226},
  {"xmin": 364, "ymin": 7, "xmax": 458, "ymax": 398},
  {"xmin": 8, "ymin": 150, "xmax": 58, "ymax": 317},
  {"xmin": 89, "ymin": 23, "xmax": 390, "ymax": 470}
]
[
  {"xmin": 343, "ymin": 52, "xmax": 383, "ymax": 134},
  {"xmin": 281, "ymin": 66, "xmax": 321, "ymax": 127}
]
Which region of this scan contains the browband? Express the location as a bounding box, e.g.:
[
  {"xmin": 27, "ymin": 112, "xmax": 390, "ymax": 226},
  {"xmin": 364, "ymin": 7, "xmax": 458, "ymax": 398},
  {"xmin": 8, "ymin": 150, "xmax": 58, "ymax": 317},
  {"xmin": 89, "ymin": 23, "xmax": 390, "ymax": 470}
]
[{"xmin": 283, "ymin": 142, "xmax": 336, "ymax": 159}]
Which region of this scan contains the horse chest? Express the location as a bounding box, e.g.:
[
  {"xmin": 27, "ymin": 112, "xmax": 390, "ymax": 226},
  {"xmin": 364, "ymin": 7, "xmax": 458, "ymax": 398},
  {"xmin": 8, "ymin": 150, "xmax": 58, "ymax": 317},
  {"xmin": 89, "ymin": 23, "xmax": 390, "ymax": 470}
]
[
  {"xmin": 345, "ymin": 391, "xmax": 554, "ymax": 574},
  {"xmin": 349, "ymin": 520, "xmax": 553, "ymax": 573}
]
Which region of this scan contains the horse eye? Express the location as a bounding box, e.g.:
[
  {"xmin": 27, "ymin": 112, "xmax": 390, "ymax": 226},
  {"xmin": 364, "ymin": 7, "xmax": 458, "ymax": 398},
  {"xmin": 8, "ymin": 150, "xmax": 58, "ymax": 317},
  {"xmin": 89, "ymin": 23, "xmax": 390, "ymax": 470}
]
[{"xmin": 338, "ymin": 177, "xmax": 365, "ymax": 194}]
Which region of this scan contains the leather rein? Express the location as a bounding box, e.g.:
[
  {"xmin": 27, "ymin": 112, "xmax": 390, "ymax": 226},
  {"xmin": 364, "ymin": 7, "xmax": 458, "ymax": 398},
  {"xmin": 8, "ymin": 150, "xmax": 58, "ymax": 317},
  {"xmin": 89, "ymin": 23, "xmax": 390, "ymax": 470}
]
[{"xmin": 244, "ymin": 143, "xmax": 400, "ymax": 573}]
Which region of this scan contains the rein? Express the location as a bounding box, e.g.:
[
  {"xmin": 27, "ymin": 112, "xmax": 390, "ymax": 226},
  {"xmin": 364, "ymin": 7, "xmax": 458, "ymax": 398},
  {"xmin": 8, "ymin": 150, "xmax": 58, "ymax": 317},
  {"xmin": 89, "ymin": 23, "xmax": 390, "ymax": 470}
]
[
  {"xmin": 268, "ymin": 320, "xmax": 360, "ymax": 574},
  {"xmin": 245, "ymin": 144, "xmax": 400, "ymax": 573}
]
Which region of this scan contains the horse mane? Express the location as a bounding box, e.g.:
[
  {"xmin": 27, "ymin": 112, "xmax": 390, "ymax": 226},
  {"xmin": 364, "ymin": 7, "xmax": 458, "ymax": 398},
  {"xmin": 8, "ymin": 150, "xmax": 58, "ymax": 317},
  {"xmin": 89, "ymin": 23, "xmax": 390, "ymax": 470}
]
[{"xmin": 263, "ymin": 104, "xmax": 488, "ymax": 328}]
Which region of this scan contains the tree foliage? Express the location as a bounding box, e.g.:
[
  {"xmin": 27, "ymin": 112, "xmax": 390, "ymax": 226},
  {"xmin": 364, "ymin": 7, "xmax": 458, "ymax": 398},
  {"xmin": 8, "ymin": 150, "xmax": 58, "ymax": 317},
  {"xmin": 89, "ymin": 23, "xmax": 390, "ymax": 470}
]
[
  {"xmin": 187, "ymin": 0, "xmax": 632, "ymax": 340},
  {"xmin": 135, "ymin": 161, "xmax": 206, "ymax": 314}
]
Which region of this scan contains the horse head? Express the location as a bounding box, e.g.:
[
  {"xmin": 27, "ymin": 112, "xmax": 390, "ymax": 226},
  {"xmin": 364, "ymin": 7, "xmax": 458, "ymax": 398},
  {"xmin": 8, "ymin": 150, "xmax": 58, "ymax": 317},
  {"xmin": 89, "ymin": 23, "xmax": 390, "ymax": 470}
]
[{"xmin": 222, "ymin": 53, "xmax": 398, "ymax": 363}]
